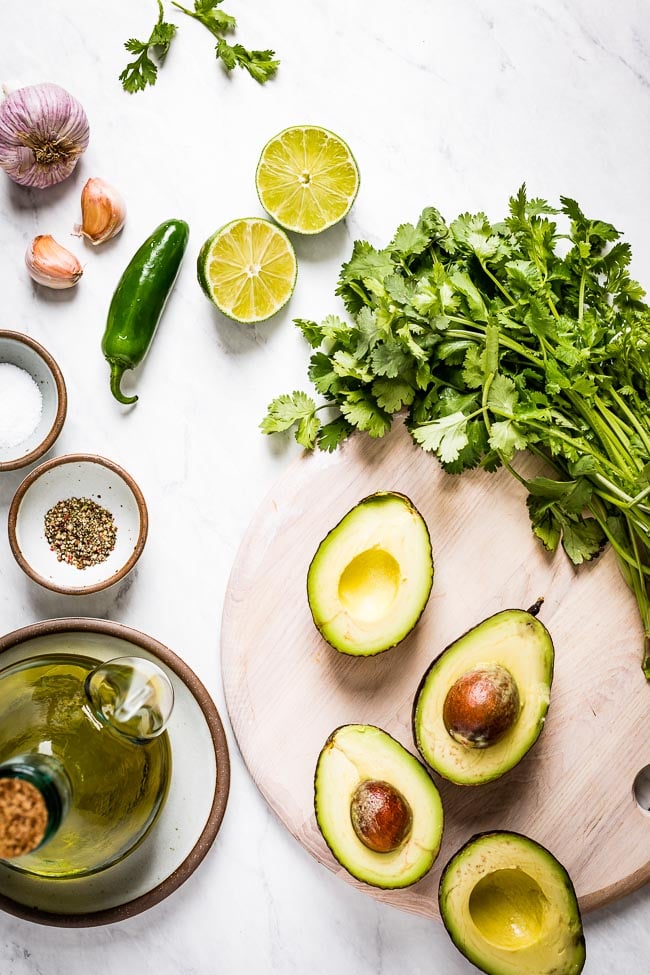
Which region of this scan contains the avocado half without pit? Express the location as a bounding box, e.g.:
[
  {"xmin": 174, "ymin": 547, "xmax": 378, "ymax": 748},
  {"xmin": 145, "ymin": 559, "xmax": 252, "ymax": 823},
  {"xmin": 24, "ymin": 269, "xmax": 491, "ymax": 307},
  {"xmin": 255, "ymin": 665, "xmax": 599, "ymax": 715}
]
[
  {"xmin": 439, "ymin": 832, "xmax": 585, "ymax": 975},
  {"xmin": 413, "ymin": 608, "xmax": 554, "ymax": 785},
  {"xmin": 314, "ymin": 724, "xmax": 444, "ymax": 889},
  {"xmin": 307, "ymin": 492, "xmax": 433, "ymax": 656}
]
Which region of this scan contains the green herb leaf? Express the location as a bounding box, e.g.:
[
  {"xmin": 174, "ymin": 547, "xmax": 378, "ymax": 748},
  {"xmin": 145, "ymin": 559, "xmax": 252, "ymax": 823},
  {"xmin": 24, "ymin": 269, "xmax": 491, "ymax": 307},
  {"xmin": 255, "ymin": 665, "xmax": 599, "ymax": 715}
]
[
  {"xmin": 412, "ymin": 413, "xmax": 469, "ymax": 463},
  {"xmin": 317, "ymin": 417, "xmax": 353, "ymax": 452},
  {"xmin": 260, "ymin": 391, "xmax": 316, "ymax": 435},
  {"xmin": 372, "ymin": 379, "xmax": 415, "ymax": 413},
  {"xmin": 295, "ymin": 319, "xmax": 324, "ymax": 348},
  {"xmin": 119, "ymin": 0, "xmax": 177, "ymax": 93},
  {"xmin": 560, "ymin": 517, "xmax": 607, "ymax": 564},
  {"xmin": 216, "ymin": 39, "xmax": 279, "ymax": 83},
  {"xmin": 295, "ymin": 413, "xmax": 320, "ymax": 450},
  {"xmin": 340, "ymin": 392, "xmax": 391, "ymax": 438}
]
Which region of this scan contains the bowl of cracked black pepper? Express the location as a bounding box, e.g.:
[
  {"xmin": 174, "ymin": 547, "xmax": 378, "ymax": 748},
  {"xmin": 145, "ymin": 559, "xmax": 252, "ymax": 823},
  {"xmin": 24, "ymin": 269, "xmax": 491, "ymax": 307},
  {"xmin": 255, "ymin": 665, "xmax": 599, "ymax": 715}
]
[{"xmin": 7, "ymin": 454, "xmax": 148, "ymax": 594}]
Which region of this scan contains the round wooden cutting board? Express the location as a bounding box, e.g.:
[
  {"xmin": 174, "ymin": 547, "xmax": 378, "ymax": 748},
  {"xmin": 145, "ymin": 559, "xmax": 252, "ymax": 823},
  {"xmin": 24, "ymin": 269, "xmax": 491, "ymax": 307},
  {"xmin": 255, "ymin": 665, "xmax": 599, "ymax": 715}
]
[{"xmin": 221, "ymin": 421, "xmax": 650, "ymax": 920}]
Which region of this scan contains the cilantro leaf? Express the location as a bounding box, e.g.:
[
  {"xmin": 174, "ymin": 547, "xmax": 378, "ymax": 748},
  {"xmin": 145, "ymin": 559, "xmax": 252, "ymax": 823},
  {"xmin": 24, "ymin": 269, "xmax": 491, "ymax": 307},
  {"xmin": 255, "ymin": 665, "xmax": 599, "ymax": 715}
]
[
  {"xmin": 119, "ymin": 1, "xmax": 177, "ymax": 93},
  {"xmin": 370, "ymin": 342, "xmax": 414, "ymax": 378},
  {"xmin": 488, "ymin": 374, "xmax": 519, "ymax": 416},
  {"xmin": 488, "ymin": 419, "xmax": 527, "ymax": 459},
  {"xmin": 295, "ymin": 319, "xmax": 324, "ymax": 348},
  {"xmin": 390, "ymin": 222, "xmax": 430, "ymax": 259},
  {"xmin": 317, "ymin": 417, "xmax": 352, "ymax": 452},
  {"xmin": 412, "ymin": 413, "xmax": 469, "ymax": 463},
  {"xmin": 260, "ymin": 392, "xmax": 316, "ymax": 435},
  {"xmin": 332, "ymin": 350, "xmax": 374, "ymax": 383},
  {"xmin": 560, "ymin": 517, "xmax": 607, "ymax": 564},
  {"xmin": 295, "ymin": 413, "xmax": 320, "ymax": 450},
  {"xmin": 340, "ymin": 392, "xmax": 391, "ymax": 438},
  {"xmin": 308, "ymin": 353, "xmax": 341, "ymax": 396},
  {"xmin": 527, "ymin": 495, "xmax": 562, "ymax": 552},
  {"xmin": 372, "ymin": 379, "xmax": 415, "ymax": 413},
  {"xmin": 216, "ymin": 40, "xmax": 279, "ymax": 83}
]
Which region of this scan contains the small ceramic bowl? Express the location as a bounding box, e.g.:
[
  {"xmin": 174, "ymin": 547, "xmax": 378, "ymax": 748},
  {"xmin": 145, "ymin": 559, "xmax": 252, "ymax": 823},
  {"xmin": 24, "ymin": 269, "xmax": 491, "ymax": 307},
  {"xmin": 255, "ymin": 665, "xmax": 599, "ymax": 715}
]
[
  {"xmin": 0, "ymin": 330, "xmax": 67, "ymax": 472},
  {"xmin": 8, "ymin": 454, "xmax": 148, "ymax": 595}
]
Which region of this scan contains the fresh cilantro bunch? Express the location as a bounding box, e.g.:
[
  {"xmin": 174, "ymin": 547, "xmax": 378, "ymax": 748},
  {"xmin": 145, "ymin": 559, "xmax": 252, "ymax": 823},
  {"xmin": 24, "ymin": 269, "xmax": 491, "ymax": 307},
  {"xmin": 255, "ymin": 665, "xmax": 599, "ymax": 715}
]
[
  {"xmin": 120, "ymin": 0, "xmax": 278, "ymax": 93},
  {"xmin": 262, "ymin": 186, "xmax": 650, "ymax": 677}
]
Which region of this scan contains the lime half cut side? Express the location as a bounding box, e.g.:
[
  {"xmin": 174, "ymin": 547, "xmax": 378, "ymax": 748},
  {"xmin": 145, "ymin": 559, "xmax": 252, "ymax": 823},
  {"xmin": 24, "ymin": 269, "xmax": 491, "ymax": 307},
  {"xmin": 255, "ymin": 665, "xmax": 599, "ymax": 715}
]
[
  {"xmin": 197, "ymin": 217, "xmax": 297, "ymax": 324},
  {"xmin": 255, "ymin": 125, "xmax": 360, "ymax": 234}
]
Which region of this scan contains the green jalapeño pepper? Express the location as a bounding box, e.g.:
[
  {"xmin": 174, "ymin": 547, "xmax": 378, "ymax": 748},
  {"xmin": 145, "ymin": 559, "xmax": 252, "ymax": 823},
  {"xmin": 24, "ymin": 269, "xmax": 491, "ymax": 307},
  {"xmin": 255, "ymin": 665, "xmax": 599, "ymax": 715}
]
[{"xmin": 102, "ymin": 218, "xmax": 190, "ymax": 404}]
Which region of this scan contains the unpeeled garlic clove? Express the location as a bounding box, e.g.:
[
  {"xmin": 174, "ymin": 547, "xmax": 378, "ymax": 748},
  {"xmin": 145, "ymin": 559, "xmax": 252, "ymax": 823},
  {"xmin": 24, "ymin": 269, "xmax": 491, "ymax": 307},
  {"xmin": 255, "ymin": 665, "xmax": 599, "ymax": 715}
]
[
  {"xmin": 74, "ymin": 177, "xmax": 126, "ymax": 245},
  {"xmin": 25, "ymin": 235, "xmax": 83, "ymax": 289}
]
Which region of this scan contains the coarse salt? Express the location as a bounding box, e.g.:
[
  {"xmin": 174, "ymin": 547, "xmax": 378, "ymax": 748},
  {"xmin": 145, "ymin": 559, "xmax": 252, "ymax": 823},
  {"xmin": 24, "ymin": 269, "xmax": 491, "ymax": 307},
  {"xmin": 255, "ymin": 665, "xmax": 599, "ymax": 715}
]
[{"xmin": 0, "ymin": 362, "xmax": 44, "ymax": 450}]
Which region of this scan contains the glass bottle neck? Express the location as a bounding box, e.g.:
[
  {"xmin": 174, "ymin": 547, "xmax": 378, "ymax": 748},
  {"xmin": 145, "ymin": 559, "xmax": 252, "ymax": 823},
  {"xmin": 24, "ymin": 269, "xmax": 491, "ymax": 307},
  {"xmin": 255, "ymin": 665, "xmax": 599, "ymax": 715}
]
[{"xmin": 0, "ymin": 754, "xmax": 71, "ymax": 858}]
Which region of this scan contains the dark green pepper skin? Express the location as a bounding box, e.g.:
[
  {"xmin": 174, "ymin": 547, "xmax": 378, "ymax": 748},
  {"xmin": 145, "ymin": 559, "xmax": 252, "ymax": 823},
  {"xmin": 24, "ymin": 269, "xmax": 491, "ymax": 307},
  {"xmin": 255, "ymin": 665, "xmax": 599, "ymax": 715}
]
[{"xmin": 102, "ymin": 218, "xmax": 190, "ymax": 404}]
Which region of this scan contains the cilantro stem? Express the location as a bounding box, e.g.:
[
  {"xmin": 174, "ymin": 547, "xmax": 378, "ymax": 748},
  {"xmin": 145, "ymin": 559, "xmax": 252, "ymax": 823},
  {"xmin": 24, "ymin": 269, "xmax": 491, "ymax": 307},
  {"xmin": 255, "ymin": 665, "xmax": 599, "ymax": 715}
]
[
  {"xmin": 478, "ymin": 260, "xmax": 515, "ymax": 305},
  {"xmin": 445, "ymin": 324, "xmax": 542, "ymax": 369},
  {"xmin": 578, "ymin": 270, "xmax": 587, "ymax": 323},
  {"xmin": 609, "ymin": 387, "xmax": 650, "ymax": 455}
]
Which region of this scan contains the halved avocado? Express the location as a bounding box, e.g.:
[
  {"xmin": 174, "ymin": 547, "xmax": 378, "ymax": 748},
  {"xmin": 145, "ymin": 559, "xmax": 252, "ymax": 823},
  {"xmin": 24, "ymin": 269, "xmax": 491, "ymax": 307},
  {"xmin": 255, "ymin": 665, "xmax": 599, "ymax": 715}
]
[
  {"xmin": 307, "ymin": 492, "xmax": 433, "ymax": 656},
  {"xmin": 413, "ymin": 609, "xmax": 554, "ymax": 785},
  {"xmin": 439, "ymin": 831, "xmax": 585, "ymax": 975},
  {"xmin": 314, "ymin": 724, "xmax": 444, "ymax": 889}
]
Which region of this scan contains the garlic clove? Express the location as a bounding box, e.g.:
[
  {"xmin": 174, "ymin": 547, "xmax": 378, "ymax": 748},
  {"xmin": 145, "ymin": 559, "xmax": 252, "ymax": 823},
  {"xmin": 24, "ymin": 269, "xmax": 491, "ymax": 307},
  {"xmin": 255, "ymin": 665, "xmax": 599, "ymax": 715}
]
[
  {"xmin": 74, "ymin": 177, "xmax": 126, "ymax": 245},
  {"xmin": 25, "ymin": 235, "xmax": 83, "ymax": 289}
]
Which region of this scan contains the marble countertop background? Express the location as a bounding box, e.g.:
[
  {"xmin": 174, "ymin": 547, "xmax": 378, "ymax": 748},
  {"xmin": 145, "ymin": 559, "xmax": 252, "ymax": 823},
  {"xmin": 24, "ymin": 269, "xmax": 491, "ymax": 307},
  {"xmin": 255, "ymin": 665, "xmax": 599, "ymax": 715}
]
[{"xmin": 0, "ymin": 0, "xmax": 648, "ymax": 971}]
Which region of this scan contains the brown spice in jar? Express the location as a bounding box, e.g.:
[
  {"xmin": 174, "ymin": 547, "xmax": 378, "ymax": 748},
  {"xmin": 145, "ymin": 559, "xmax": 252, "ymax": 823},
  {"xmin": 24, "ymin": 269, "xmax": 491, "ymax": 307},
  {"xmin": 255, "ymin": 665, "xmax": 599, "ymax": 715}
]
[
  {"xmin": 44, "ymin": 496, "xmax": 117, "ymax": 570},
  {"xmin": 0, "ymin": 778, "xmax": 48, "ymax": 858}
]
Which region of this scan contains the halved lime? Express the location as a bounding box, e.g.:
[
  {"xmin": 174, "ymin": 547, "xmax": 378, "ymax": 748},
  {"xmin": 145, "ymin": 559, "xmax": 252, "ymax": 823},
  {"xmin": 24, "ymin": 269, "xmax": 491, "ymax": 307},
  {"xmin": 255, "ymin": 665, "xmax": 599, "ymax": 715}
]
[
  {"xmin": 255, "ymin": 125, "xmax": 360, "ymax": 234},
  {"xmin": 197, "ymin": 218, "xmax": 297, "ymax": 324}
]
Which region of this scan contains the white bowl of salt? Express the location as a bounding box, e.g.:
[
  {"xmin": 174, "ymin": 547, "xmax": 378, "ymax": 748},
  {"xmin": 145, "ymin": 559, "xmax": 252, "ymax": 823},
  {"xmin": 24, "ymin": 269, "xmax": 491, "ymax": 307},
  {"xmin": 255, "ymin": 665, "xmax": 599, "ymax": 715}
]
[{"xmin": 0, "ymin": 331, "xmax": 67, "ymax": 472}]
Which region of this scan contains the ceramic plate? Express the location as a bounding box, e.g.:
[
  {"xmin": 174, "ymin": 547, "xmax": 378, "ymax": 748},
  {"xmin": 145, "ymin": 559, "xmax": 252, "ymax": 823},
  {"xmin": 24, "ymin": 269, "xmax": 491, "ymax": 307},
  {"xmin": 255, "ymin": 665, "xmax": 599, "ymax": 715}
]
[{"xmin": 0, "ymin": 619, "xmax": 230, "ymax": 927}]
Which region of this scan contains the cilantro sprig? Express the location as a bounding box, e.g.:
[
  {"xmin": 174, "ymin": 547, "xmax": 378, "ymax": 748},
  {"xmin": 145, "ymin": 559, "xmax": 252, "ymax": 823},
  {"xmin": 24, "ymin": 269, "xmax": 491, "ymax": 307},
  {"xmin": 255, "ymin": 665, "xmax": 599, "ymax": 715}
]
[
  {"xmin": 172, "ymin": 1, "xmax": 279, "ymax": 83},
  {"xmin": 119, "ymin": 0, "xmax": 177, "ymax": 93},
  {"xmin": 120, "ymin": 0, "xmax": 278, "ymax": 93},
  {"xmin": 262, "ymin": 186, "xmax": 650, "ymax": 677}
]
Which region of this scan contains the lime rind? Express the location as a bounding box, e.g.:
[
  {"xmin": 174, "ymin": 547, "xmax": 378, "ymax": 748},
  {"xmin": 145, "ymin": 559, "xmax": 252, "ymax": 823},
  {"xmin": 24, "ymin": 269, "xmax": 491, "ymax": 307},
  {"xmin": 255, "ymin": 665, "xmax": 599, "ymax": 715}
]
[
  {"xmin": 255, "ymin": 125, "xmax": 360, "ymax": 235},
  {"xmin": 197, "ymin": 217, "xmax": 297, "ymax": 324}
]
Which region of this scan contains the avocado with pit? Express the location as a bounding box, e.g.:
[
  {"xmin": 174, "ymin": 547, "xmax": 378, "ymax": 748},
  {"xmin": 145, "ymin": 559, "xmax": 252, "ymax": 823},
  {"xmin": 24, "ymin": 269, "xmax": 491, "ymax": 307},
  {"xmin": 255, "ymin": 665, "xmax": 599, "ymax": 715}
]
[
  {"xmin": 439, "ymin": 831, "xmax": 585, "ymax": 975},
  {"xmin": 307, "ymin": 492, "xmax": 433, "ymax": 656},
  {"xmin": 314, "ymin": 724, "xmax": 444, "ymax": 889},
  {"xmin": 413, "ymin": 608, "xmax": 554, "ymax": 785}
]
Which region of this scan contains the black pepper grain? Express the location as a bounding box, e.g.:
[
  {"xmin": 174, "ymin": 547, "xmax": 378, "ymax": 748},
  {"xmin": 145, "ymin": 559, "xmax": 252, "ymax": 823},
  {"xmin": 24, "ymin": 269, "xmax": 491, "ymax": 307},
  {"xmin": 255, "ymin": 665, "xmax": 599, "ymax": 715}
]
[{"xmin": 44, "ymin": 497, "xmax": 117, "ymax": 570}]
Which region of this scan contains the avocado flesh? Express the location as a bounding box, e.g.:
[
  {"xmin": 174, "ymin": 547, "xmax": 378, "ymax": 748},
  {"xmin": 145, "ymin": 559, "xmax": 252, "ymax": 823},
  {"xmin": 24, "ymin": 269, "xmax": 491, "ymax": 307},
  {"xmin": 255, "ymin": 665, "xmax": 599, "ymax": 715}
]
[
  {"xmin": 314, "ymin": 724, "xmax": 444, "ymax": 889},
  {"xmin": 439, "ymin": 832, "xmax": 585, "ymax": 975},
  {"xmin": 413, "ymin": 610, "xmax": 554, "ymax": 785},
  {"xmin": 307, "ymin": 492, "xmax": 433, "ymax": 656}
]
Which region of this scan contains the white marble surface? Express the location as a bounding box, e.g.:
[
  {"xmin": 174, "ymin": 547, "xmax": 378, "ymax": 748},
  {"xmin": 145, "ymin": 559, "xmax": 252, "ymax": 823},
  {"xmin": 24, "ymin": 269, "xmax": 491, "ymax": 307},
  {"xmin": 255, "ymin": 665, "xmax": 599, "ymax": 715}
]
[{"xmin": 0, "ymin": 0, "xmax": 648, "ymax": 971}]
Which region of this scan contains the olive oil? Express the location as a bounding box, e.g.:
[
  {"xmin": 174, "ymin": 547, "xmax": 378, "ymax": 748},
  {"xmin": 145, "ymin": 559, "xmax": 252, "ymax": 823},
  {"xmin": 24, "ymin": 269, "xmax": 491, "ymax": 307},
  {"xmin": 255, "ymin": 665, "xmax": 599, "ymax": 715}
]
[{"xmin": 0, "ymin": 653, "xmax": 171, "ymax": 879}]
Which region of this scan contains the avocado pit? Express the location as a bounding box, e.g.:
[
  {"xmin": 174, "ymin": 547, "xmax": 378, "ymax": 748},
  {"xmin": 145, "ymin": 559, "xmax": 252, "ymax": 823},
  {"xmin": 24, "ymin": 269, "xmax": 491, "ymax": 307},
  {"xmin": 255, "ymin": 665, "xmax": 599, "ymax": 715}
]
[
  {"xmin": 350, "ymin": 779, "xmax": 412, "ymax": 853},
  {"xmin": 468, "ymin": 868, "xmax": 548, "ymax": 950},
  {"xmin": 443, "ymin": 664, "xmax": 520, "ymax": 748}
]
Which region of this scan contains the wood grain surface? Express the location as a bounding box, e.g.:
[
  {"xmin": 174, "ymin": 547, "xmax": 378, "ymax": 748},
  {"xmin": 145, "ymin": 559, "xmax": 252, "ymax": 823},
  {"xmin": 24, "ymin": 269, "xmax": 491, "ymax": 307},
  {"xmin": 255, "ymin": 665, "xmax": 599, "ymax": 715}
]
[{"xmin": 221, "ymin": 421, "xmax": 650, "ymax": 920}]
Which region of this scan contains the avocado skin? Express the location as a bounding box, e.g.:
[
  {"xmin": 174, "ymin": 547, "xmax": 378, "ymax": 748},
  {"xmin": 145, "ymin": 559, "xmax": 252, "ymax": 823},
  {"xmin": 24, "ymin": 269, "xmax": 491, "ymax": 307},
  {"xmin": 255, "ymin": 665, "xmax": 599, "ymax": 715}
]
[
  {"xmin": 412, "ymin": 608, "xmax": 555, "ymax": 785},
  {"xmin": 438, "ymin": 830, "xmax": 586, "ymax": 975},
  {"xmin": 313, "ymin": 724, "xmax": 444, "ymax": 889},
  {"xmin": 307, "ymin": 491, "xmax": 434, "ymax": 656}
]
